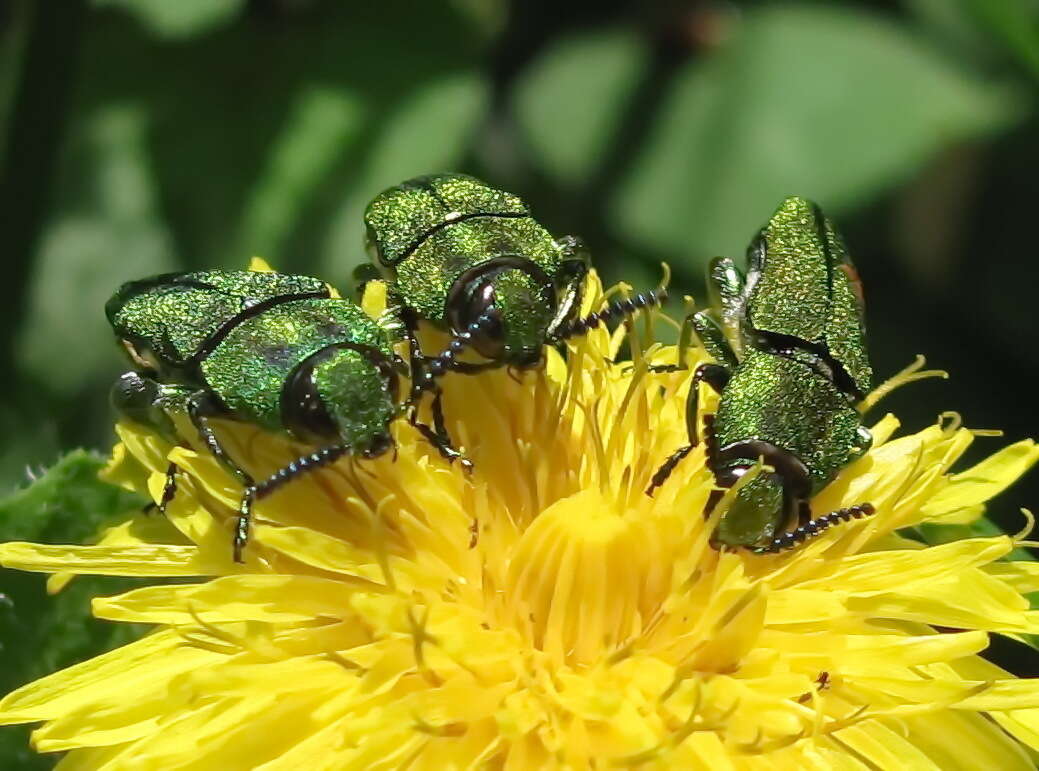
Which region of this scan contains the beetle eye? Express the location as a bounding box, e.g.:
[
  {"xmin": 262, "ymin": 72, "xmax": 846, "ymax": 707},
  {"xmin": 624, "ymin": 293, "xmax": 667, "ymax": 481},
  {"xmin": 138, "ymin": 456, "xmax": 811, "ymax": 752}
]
[
  {"xmin": 364, "ymin": 223, "xmax": 383, "ymax": 265},
  {"xmin": 449, "ymin": 280, "xmax": 505, "ymax": 360}
]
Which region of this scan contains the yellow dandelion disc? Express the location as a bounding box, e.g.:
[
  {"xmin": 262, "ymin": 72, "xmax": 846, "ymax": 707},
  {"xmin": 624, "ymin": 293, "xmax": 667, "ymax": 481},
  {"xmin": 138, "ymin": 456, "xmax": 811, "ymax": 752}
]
[{"xmin": 3, "ymin": 272, "xmax": 1039, "ymax": 769}]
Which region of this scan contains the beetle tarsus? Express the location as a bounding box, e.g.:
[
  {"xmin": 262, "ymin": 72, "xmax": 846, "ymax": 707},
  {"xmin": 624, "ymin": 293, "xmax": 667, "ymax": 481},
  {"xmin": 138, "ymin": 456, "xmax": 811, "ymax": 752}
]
[
  {"xmin": 703, "ymin": 487, "xmax": 724, "ymax": 520},
  {"xmin": 232, "ymin": 444, "xmax": 353, "ymax": 562},
  {"xmin": 157, "ymin": 462, "xmax": 179, "ymax": 515},
  {"xmin": 646, "ymin": 365, "xmax": 731, "ymax": 497},
  {"xmin": 644, "ymin": 363, "xmax": 685, "ymax": 374},
  {"xmin": 408, "ymin": 406, "xmax": 473, "ymax": 473},
  {"xmin": 645, "ymin": 444, "xmax": 693, "ymax": 497},
  {"xmin": 234, "ymin": 490, "xmax": 254, "ymax": 563}
]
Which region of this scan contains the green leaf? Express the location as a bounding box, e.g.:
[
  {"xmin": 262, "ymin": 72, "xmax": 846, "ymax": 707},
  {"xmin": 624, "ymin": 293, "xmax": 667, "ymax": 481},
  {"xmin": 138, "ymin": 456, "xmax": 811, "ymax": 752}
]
[
  {"xmin": 0, "ymin": 449, "xmax": 143, "ymax": 543},
  {"xmin": 95, "ymin": 0, "xmax": 246, "ymax": 40},
  {"xmin": 16, "ymin": 105, "xmax": 177, "ymax": 398},
  {"xmin": 0, "ymin": 0, "xmax": 32, "ymax": 172},
  {"xmin": 76, "ymin": 1, "xmax": 487, "ymax": 276},
  {"xmin": 320, "ymin": 71, "xmax": 489, "ymax": 278},
  {"xmin": 0, "ymin": 451, "xmax": 147, "ymax": 769},
  {"xmin": 513, "ymin": 27, "xmax": 648, "ymax": 187},
  {"xmin": 612, "ymin": 4, "xmax": 1023, "ymax": 272},
  {"xmin": 963, "ymin": 0, "xmax": 1039, "ymax": 80},
  {"xmin": 236, "ymin": 87, "xmax": 367, "ymax": 261}
]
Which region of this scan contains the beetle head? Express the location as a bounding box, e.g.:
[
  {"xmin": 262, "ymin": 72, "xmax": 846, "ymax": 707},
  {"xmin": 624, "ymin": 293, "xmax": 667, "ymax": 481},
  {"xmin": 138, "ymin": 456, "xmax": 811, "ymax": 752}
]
[
  {"xmin": 446, "ymin": 258, "xmax": 555, "ymax": 369},
  {"xmin": 710, "ymin": 468, "xmax": 787, "ymax": 549},
  {"xmin": 285, "ymin": 346, "xmax": 398, "ymax": 457}
]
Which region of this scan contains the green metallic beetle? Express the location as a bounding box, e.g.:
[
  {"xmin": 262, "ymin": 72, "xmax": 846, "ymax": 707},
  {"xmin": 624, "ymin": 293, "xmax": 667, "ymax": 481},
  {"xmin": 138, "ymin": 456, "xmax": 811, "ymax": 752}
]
[
  {"xmin": 362, "ymin": 172, "xmax": 666, "ymax": 435},
  {"xmin": 646, "ymin": 196, "xmax": 876, "ymax": 552},
  {"xmin": 106, "ymin": 269, "xmax": 460, "ymax": 563},
  {"xmin": 363, "ymin": 173, "xmax": 591, "ymax": 370}
]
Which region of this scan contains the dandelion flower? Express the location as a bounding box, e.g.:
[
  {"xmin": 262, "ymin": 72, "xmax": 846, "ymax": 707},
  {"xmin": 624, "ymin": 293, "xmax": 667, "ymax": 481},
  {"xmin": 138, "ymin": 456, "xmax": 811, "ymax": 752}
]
[{"xmin": 3, "ymin": 268, "xmax": 1039, "ymax": 769}]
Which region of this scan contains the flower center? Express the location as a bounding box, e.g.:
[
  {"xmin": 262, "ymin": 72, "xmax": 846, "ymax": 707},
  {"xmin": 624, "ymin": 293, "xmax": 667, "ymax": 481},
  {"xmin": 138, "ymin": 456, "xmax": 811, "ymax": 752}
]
[{"xmin": 503, "ymin": 488, "xmax": 672, "ymax": 665}]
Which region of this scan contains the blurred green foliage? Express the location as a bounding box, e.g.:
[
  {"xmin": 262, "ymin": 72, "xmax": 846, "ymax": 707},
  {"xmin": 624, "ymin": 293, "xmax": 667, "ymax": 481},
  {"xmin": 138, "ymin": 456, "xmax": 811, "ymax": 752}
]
[
  {"xmin": 0, "ymin": 452, "xmax": 147, "ymax": 768},
  {"xmin": 2, "ymin": 0, "xmax": 1039, "ymax": 763}
]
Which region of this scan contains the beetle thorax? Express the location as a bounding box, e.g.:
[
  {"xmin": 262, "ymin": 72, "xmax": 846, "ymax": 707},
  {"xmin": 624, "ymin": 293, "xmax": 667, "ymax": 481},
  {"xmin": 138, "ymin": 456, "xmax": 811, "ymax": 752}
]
[{"xmin": 711, "ymin": 470, "xmax": 786, "ymax": 548}]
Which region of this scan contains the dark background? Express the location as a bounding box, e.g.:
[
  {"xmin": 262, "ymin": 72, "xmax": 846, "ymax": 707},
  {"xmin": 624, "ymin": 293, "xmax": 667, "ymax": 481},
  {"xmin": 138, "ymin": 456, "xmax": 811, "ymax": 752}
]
[{"xmin": 1, "ymin": 0, "xmax": 1038, "ymax": 765}]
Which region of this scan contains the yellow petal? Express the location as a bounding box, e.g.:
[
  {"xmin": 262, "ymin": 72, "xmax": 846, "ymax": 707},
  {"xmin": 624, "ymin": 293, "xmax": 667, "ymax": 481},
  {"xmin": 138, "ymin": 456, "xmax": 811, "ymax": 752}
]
[
  {"xmin": 361, "ymin": 279, "xmax": 389, "ymax": 319},
  {"xmin": 92, "ymin": 575, "xmax": 361, "ymax": 625},
  {"xmin": 799, "ymin": 537, "xmax": 1012, "ymax": 595},
  {"xmin": 248, "ymin": 257, "xmax": 274, "ymax": 272},
  {"xmin": 5, "ymin": 269, "xmax": 1039, "ymax": 767},
  {"xmin": 0, "ymin": 630, "xmax": 218, "ymax": 724},
  {"xmin": 920, "ymin": 440, "xmax": 1039, "ymax": 520},
  {"xmin": 0, "ymin": 542, "xmax": 231, "ymax": 577}
]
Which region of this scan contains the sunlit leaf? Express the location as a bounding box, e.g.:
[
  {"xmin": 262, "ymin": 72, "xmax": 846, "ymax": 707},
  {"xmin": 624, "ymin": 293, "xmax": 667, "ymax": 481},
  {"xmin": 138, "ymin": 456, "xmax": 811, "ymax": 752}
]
[
  {"xmin": 235, "ymin": 87, "xmax": 366, "ymax": 260},
  {"xmin": 16, "ymin": 105, "xmax": 177, "ymax": 397},
  {"xmin": 95, "ymin": 0, "xmax": 245, "ymax": 40},
  {"xmin": 513, "ymin": 27, "xmax": 648, "ymax": 187},
  {"xmin": 964, "ymin": 0, "xmax": 1039, "ymax": 80},
  {"xmin": 612, "ymin": 4, "xmax": 1022, "ymax": 272},
  {"xmin": 320, "ymin": 71, "xmax": 489, "ymax": 278}
]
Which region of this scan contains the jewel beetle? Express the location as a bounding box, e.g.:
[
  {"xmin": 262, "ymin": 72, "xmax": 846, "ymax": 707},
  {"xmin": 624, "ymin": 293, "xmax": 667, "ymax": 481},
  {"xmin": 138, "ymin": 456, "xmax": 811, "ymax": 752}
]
[
  {"xmin": 646, "ymin": 196, "xmax": 875, "ymax": 553},
  {"xmin": 107, "ymin": 269, "xmax": 459, "ymax": 562},
  {"xmin": 362, "ymin": 173, "xmax": 667, "ymax": 431},
  {"xmin": 363, "ymin": 173, "xmax": 589, "ymax": 370}
]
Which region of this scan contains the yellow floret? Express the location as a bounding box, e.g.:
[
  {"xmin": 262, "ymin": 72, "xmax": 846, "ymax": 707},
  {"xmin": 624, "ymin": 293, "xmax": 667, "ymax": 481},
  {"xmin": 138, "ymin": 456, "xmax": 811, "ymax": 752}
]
[{"xmin": 2, "ymin": 271, "xmax": 1039, "ymax": 769}]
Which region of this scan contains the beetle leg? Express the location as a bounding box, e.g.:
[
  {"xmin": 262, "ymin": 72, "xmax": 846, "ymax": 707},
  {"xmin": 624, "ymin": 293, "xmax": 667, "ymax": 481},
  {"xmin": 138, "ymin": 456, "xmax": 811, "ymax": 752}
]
[
  {"xmin": 399, "ymin": 307, "xmax": 482, "ymax": 471},
  {"xmin": 547, "ymin": 241, "xmax": 589, "ymax": 336},
  {"xmin": 352, "ymin": 263, "xmax": 382, "ymax": 299},
  {"xmin": 849, "ymin": 425, "xmax": 873, "ymax": 461},
  {"xmin": 431, "ymin": 387, "xmax": 471, "ymax": 469},
  {"xmin": 112, "ymin": 373, "xmax": 186, "ymax": 515},
  {"xmin": 157, "ymin": 462, "xmax": 179, "ymax": 515},
  {"xmin": 645, "ymin": 445, "xmax": 693, "ymax": 497},
  {"xmin": 235, "ymin": 444, "xmax": 353, "ymax": 563},
  {"xmin": 186, "ymin": 391, "xmax": 254, "ymax": 489},
  {"xmin": 408, "ymin": 402, "xmax": 474, "ymax": 473},
  {"xmin": 690, "ymin": 311, "xmax": 738, "ymax": 370},
  {"xmin": 698, "ymin": 415, "xmax": 724, "ymax": 517},
  {"xmin": 644, "ymin": 366, "xmax": 729, "ymax": 497},
  {"xmin": 400, "ymin": 308, "xmax": 429, "ymax": 405},
  {"xmin": 429, "ymin": 388, "xmax": 450, "ymax": 439},
  {"xmin": 706, "ymin": 256, "xmax": 747, "ymax": 356},
  {"xmin": 551, "ymin": 287, "xmax": 667, "ymax": 342},
  {"xmin": 442, "ymin": 360, "xmax": 501, "ymax": 375},
  {"xmin": 686, "ymin": 363, "xmax": 730, "ymax": 446},
  {"xmin": 646, "ymin": 311, "xmax": 736, "ymax": 374}
]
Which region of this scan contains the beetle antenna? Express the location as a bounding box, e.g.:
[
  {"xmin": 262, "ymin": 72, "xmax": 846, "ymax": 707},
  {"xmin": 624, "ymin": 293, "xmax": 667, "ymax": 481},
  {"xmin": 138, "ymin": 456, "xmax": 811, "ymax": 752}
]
[
  {"xmin": 415, "ymin": 309, "xmax": 500, "ymax": 393},
  {"xmin": 755, "ymin": 502, "xmax": 876, "ymax": 554},
  {"xmin": 551, "ymin": 288, "xmax": 668, "ymax": 342}
]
